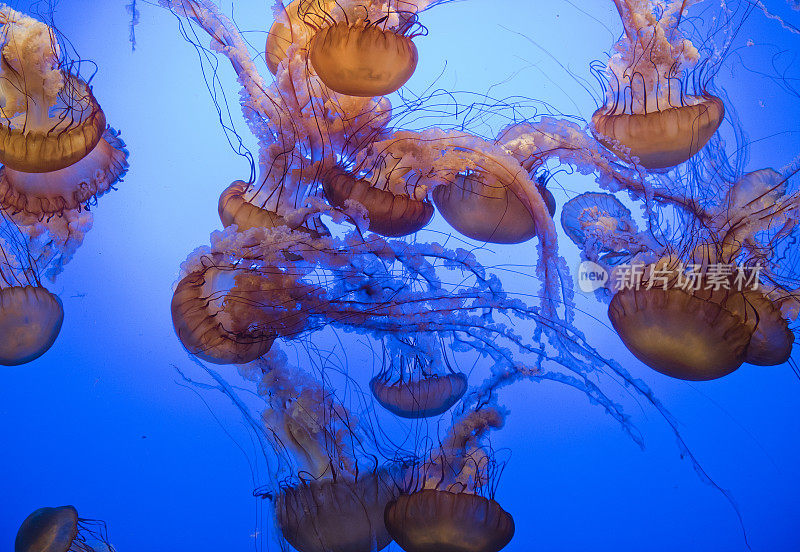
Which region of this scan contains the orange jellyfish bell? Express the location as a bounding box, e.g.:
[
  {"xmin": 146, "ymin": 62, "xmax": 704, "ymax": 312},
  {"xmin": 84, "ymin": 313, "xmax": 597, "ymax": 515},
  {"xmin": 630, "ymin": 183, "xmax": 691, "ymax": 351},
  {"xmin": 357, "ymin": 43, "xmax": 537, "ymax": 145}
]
[
  {"xmin": 608, "ymin": 287, "xmax": 753, "ymax": 381},
  {"xmin": 591, "ymin": 96, "xmax": 725, "ymax": 170},
  {"xmin": 309, "ymin": 19, "xmax": 418, "ymax": 97},
  {"xmin": 276, "ymin": 470, "xmax": 397, "ymax": 552},
  {"xmin": 171, "ymin": 263, "xmax": 275, "ymax": 364},
  {"xmin": 322, "ymin": 166, "xmax": 433, "ymax": 236},
  {"xmin": 219, "ymin": 180, "xmax": 294, "ymax": 231},
  {"xmin": 0, "ymin": 286, "xmax": 63, "ymax": 366},
  {"xmin": 711, "ymin": 289, "xmax": 794, "ymax": 367},
  {"xmin": 0, "ymin": 127, "xmax": 129, "ymax": 216},
  {"xmin": 385, "ymin": 489, "xmax": 515, "ymax": 552},
  {"xmin": 0, "ymin": 75, "xmax": 106, "ymax": 174},
  {"xmin": 432, "ymin": 171, "xmax": 538, "ymax": 244},
  {"xmin": 370, "ymin": 371, "xmax": 468, "ymax": 419}
]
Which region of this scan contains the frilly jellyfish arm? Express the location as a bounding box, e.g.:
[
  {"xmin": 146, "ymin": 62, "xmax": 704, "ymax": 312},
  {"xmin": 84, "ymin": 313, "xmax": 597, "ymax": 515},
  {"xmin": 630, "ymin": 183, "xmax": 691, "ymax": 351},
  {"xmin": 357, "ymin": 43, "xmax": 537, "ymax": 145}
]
[
  {"xmin": 354, "ymin": 128, "xmax": 571, "ymax": 323},
  {"xmin": 0, "ymin": 7, "xmax": 64, "ymax": 129},
  {"xmin": 606, "ymin": 0, "xmax": 703, "ymax": 114},
  {"xmin": 500, "ymin": 118, "xmax": 713, "ymax": 222},
  {"xmin": 420, "ymin": 408, "xmax": 505, "ymax": 494}
]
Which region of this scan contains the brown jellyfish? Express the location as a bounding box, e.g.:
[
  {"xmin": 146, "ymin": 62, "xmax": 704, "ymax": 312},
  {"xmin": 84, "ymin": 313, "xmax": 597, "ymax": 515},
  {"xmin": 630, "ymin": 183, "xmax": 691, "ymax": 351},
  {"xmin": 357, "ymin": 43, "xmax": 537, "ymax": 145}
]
[
  {"xmin": 371, "ymin": 371, "xmax": 468, "ymax": 419},
  {"xmin": 309, "ymin": 18, "xmax": 419, "ymax": 97},
  {"xmin": 15, "ymin": 505, "xmax": 114, "ymax": 552},
  {"xmin": 384, "ymin": 489, "xmax": 515, "ymax": 552},
  {"xmin": 219, "ymin": 180, "xmax": 298, "ymax": 231},
  {"xmin": 0, "ymin": 127, "xmax": 129, "ymax": 217},
  {"xmin": 370, "ymin": 345, "xmax": 468, "ymax": 419},
  {"xmin": 276, "ymin": 470, "xmax": 398, "ymax": 552},
  {"xmin": 607, "ymin": 287, "xmax": 753, "ymax": 381},
  {"xmin": 590, "ymin": 1, "xmax": 728, "ymax": 169},
  {"xmin": 591, "ymin": 96, "xmax": 724, "ymax": 170},
  {"xmin": 171, "ymin": 257, "xmax": 317, "ymax": 364},
  {"xmin": 0, "ymin": 8, "xmax": 129, "ymax": 216},
  {"xmin": 0, "ymin": 285, "xmax": 63, "ymax": 366},
  {"xmin": 432, "ymin": 170, "xmax": 538, "ymax": 244},
  {"xmin": 707, "ymin": 289, "xmax": 794, "ymax": 367},
  {"xmin": 322, "ymin": 166, "xmax": 433, "ymax": 237}
]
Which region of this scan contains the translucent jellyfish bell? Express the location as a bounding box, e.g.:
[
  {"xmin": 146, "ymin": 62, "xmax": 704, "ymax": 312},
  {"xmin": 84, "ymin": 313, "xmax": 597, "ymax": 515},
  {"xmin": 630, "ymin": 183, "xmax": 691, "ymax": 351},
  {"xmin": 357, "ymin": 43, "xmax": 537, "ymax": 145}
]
[
  {"xmin": 591, "ymin": 96, "xmax": 724, "ymax": 170},
  {"xmin": 0, "ymin": 286, "xmax": 64, "ymax": 366},
  {"xmin": 171, "ymin": 261, "xmax": 281, "ymax": 364},
  {"xmin": 15, "ymin": 505, "xmax": 79, "ymax": 552},
  {"xmin": 277, "ymin": 470, "xmax": 397, "ymax": 552},
  {"xmin": 370, "ymin": 347, "xmax": 468, "ymax": 419},
  {"xmin": 385, "ymin": 489, "xmax": 515, "ymax": 552},
  {"xmin": 432, "ymin": 171, "xmax": 539, "ymax": 244},
  {"xmin": 310, "ymin": 19, "xmax": 418, "ymax": 97},
  {"xmin": 560, "ymin": 192, "xmax": 635, "ymax": 247},
  {"xmin": 322, "ymin": 167, "xmax": 433, "ymax": 237},
  {"xmin": 15, "ymin": 505, "xmax": 114, "ymax": 552}
]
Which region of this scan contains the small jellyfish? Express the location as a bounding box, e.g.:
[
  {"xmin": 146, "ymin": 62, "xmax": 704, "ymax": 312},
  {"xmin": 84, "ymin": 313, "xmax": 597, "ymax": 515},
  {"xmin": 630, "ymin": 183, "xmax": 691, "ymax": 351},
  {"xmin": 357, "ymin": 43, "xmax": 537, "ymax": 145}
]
[
  {"xmin": 591, "ymin": 1, "xmax": 725, "ymax": 169},
  {"xmin": 0, "ymin": 286, "xmax": 63, "ymax": 366},
  {"xmin": 277, "ymin": 470, "xmax": 397, "ymax": 552},
  {"xmin": 384, "ymin": 489, "xmax": 515, "ymax": 552},
  {"xmin": 309, "ymin": 16, "xmax": 419, "ymax": 97},
  {"xmin": 432, "ymin": 170, "xmax": 539, "ymax": 244},
  {"xmin": 322, "ymin": 166, "xmax": 433, "ymax": 237},
  {"xmin": 15, "ymin": 505, "xmax": 115, "ymax": 552},
  {"xmin": 370, "ymin": 340, "xmax": 467, "ymax": 418}
]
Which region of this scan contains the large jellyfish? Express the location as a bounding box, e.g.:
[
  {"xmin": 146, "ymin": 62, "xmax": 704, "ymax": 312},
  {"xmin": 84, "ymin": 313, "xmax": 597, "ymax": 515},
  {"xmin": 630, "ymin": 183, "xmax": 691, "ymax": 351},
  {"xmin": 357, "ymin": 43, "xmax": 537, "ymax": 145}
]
[
  {"xmin": 562, "ymin": 165, "xmax": 800, "ymax": 381},
  {"xmin": 0, "ymin": 6, "xmax": 128, "ymax": 218},
  {"xmin": 590, "ymin": 0, "xmax": 725, "ymax": 169},
  {"xmin": 304, "ymin": 1, "xmax": 433, "ymax": 97},
  {"xmin": 15, "ymin": 505, "xmax": 115, "ymax": 552}
]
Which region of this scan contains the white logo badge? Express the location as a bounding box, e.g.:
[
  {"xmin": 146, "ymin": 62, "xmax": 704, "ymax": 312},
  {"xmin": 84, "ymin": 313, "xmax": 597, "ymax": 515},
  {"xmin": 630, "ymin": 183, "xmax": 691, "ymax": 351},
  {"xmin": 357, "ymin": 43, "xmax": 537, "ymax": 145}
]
[{"xmin": 577, "ymin": 261, "xmax": 608, "ymax": 293}]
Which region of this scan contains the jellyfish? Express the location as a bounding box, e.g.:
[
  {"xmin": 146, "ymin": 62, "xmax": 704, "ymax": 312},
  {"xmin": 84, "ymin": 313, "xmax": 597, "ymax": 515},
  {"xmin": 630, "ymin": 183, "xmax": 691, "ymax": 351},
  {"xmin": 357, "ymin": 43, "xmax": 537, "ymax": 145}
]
[
  {"xmin": 15, "ymin": 505, "xmax": 115, "ymax": 552},
  {"xmin": 432, "ymin": 170, "xmax": 538, "ymax": 244},
  {"xmin": 385, "ymin": 409, "xmax": 515, "ymax": 552},
  {"xmin": 308, "ymin": 8, "xmax": 421, "ymax": 97},
  {"xmin": 170, "ymin": 253, "xmax": 322, "ymax": 364},
  {"xmin": 370, "ymin": 336, "xmax": 467, "ymax": 419},
  {"xmin": 0, "ymin": 285, "xmax": 63, "ymax": 366},
  {"xmin": 0, "ymin": 7, "xmax": 129, "ymax": 217},
  {"xmin": 590, "ymin": 0, "xmax": 725, "ymax": 169},
  {"xmin": 564, "ymin": 162, "xmax": 799, "ymax": 380},
  {"xmin": 560, "ymin": 192, "xmax": 659, "ymax": 268},
  {"xmin": 322, "ymin": 166, "xmax": 433, "ymax": 236},
  {"xmin": 236, "ymin": 353, "xmax": 399, "ymax": 552},
  {"xmin": 0, "ymin": 204, "xmax": 92, "ymax": 366}
]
